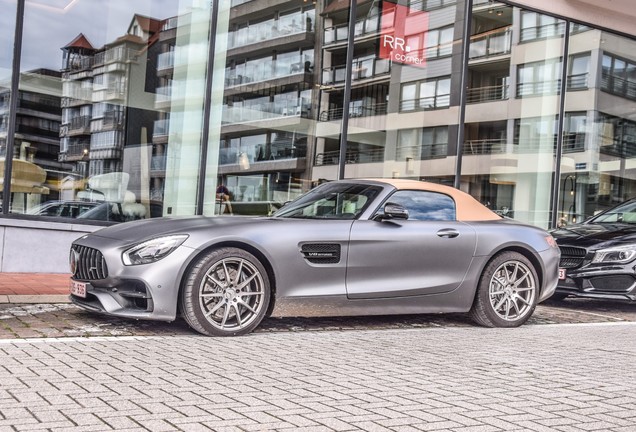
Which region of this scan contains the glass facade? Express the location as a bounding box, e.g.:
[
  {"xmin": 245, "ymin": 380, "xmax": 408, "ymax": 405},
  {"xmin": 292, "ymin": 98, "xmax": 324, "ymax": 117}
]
[{"xmin": 1, "ymin": 0, "xmax": 636, "ymax": 231}]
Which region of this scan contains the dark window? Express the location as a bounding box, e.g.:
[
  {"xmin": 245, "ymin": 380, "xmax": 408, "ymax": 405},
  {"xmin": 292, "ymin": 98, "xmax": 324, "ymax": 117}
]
[{"xmin": 382, "ymin": 190, "xmax": 456, "ymax": 221}]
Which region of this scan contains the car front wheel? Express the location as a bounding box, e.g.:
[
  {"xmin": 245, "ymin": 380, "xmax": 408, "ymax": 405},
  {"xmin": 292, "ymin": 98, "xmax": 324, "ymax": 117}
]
[
  {"xmin": 180, "ymin": 247, "xmax": 270, "ymax": 336},
  {"xmin": 470, "ymin": 251, "xmax": 538, "ymax": 328}
]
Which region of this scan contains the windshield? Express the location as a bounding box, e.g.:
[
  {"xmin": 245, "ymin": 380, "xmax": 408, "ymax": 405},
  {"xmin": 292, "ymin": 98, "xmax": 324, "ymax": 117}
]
[
  {"xmin": 589, "ymin": 200, "xmax": 636, "ymax": 223},
  {"xmin": 275, "ymin": 182, "xmax": 383, "ymax": 219}
]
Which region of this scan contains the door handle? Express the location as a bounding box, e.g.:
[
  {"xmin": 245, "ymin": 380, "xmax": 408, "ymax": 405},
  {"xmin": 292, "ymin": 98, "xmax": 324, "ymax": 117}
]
[{"xmin": 437, "ymin": 228, "xmax": 459, "ymax": 238}]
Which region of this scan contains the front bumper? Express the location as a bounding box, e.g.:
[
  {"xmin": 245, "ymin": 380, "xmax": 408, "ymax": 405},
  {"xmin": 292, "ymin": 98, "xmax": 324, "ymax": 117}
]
[
  {"xmin": 556, "ymin": 265, "xmax": 636, "ymax": 302},
  {"xmin": 69, "ymin": 236, "xmax": 196, "ymax": 321}
]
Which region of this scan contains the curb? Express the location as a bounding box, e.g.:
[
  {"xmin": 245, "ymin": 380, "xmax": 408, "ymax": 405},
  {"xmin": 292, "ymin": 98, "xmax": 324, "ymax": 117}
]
[{"xmin": 0, "ymin": 295, "xmax": 71, "ymax": 304}]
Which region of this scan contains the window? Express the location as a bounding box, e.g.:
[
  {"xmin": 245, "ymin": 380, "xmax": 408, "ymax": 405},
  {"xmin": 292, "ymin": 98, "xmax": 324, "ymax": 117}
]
[
  {"xmin": 517, "ymin": 59, "xmax": 562, "ymax": 97},
  {"xmin": 397, "ymin": 126, "xmax": 449, "ymax": 160},
  {"xmin": 520, "ymin": 11, "xmax": 564, "ymax": 42},
  {"xmin": 601, "ymin": 53, "xmax": 636, "ymax": 100},
  {"xmin": 400, "ymin": 76, "xmax": 451, "ymax": 111},
  {"xmin": 568, "ymin": 53, "xmax": 590, "ymax": 90},
  {"xmin": 424, "ymin": 26, "xmax": 454, "ymax": 58},
  {"xmin": 379, "ymin": 190, "xmax": 456, "ymax": 221}
]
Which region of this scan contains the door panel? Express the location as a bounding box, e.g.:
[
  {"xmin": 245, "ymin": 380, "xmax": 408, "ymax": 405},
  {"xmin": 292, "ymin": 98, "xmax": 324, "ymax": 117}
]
[{"xmin": 346, "ymin": 219, "xmax": 476, "ymax": 299}]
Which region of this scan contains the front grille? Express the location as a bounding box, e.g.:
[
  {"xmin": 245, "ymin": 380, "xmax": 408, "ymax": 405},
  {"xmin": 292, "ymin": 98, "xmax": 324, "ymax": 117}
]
[
  {"xmin": 590, "ymin": 275, "xmax": 635, "ymax": 292},
  {"xmin": 558, "ymin": 246, "xmax": 587, "ymax": 269},
  {"xmin": 71, "ymin": 245, "xmax": 108, "ymax": 280}
]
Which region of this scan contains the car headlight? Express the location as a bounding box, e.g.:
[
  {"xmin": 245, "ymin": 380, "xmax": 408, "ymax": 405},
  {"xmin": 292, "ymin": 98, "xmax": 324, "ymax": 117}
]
[
  {"xmin": 592, "ymin": 245, "xmax": 636, "ymax": 264},
  {"xmin": 122, "ymin": 235, "xmax": 188, "ymax": 265}
]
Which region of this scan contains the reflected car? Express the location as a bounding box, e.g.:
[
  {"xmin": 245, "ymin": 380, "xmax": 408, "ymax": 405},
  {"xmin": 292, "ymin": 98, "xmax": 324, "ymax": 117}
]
[
  {"xmin": 77, "ymin": 201, "xmax": 163, "ymax": 223},
  {"xmin": 68, "ymin": 179, "xmax": 560, "ymax": 336},
  {"xmin": 552, "ymin": 198, "xmax": 636, "ymax": 302},
  {"xmin": 28, "ymin": 200, "xmax": 100, "ymax": 218}
]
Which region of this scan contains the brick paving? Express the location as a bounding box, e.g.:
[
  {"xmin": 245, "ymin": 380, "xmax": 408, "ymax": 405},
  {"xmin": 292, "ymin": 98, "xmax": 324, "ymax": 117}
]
[
  {"xmin": 1, "ymin": 273, "xmax": 635, "ymax": 431},
  {"xmin": 0, "ymin": 323, "xmax": 635, "ymax": 431}
]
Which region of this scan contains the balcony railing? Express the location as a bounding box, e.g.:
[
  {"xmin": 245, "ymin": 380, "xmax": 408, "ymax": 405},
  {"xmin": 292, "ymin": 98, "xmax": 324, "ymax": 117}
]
[
  {"xmin": 517, "ymin": 79, "xmax": 561, "ymax": 97},
  {"xmin": 520, "ymin": 22, "xmax": 565, "ymax": 42},
  {"xmin": 154, "ymin": 119, "xmax": 169, "ymax": 137},
  {"xmin": 324, "ymin": 14, "xmax": 380, "ymax": 45},
  {"xmin": 463, "ymin": 138, "xmax": 507, "ymax": 155},
  {"xmin": 158, "ymin": 51, "xmax": 174, "ymax": 71},
  {"xmin": 229, "ymin": 12, "xmax": 314, "ymax": 49},
  {"xmin": 156, "ymin": 86, "xmax": 172, "ymax": 103},
  {"xmin": 601, "ymin": 73, "xmax": 636, "ymax": 101},
  {"xmin": 225, "ymin": 58, "xmax": 314, "ymax": 87},
  {"xmin": 566, "ymin": 73, "xmax": 589, "ymax": 90},
  {"xmin": 222, "ymin": 98, "xmax": 311, "ymax": 124},
  {"xmin": 469, "ymin": 27, "xmax": 511, "ymax": 59},
  {"xmin": 467, "ymin": 84, "xmax": 509, "ymax": 104},
  {"xmin": 322, "ymin": 58, "xmax": 390, "ymax": 85},
  {"xmin": 400, "ymin": 94, "xmax": 450, "ymax": 111},
  {"xmin": 319, "ymin": 102, "xmax": 388, "ymax": 121},
  {"xmin": 314, "ymin": 148, "xmax": 385, "ymax": 166},
  {"xmin": 151, "ymin": 155, "xmax": 167, "ymax": 171},
  {"xmin": 68, "ymin": 115, "xmax": 91, "ymax": 134},
  {"xmin": 396, "ymin": 143, "xmax": 448, "ymax": 160},
  {"xmin": 219, "ymin": 140, "xmax": 306, "ymax": 165}
]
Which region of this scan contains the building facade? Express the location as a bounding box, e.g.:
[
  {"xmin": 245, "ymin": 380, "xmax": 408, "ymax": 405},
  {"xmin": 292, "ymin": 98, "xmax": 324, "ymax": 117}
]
[{"xmin": 1, "ymin": 0, "xmax": 636, "ymax": 272}]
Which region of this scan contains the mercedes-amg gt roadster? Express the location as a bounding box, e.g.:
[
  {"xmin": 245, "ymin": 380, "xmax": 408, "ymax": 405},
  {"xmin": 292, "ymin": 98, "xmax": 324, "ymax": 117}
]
[{"xmin": 69, "ymin": 179, "xmax": 560, "ymax": 336}]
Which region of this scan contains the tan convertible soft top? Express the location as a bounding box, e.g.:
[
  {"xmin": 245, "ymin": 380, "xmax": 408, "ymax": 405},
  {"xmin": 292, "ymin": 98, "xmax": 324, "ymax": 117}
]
[{"xmin": 368, "ymin": 178, "xmax": 501, "ymax": 222}]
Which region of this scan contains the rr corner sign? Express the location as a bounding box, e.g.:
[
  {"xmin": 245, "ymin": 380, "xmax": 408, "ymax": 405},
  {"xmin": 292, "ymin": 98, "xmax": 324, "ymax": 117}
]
[{"xmin": 379, "ymin": 1, "xmax": 429, "ymax": 68}]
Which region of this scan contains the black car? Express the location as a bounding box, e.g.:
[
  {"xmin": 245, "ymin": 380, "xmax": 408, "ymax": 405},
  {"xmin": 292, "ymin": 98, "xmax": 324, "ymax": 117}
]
[{"xmin": 551, "ymin": 199, "xmax": 636, "ymax": 301}]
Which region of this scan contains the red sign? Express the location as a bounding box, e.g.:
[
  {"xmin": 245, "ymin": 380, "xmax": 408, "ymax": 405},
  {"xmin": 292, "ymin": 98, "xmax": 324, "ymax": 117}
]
[{"xmin": 379, "ymin": 2, "xmax": 429, "ymax": 68}]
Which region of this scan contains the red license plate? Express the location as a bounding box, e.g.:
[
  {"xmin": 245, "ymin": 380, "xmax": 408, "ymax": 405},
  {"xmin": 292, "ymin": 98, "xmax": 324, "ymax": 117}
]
[
  {"xmin": 70, "ymin": 280, "xmax": 87, "ymax": 298},
  {"xmin": 558, "ymin": 268, "xmax": 567, "ymax": 280}
]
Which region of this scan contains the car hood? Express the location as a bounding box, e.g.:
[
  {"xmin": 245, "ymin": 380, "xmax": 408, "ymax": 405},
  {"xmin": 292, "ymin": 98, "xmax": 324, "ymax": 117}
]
[
  {"xmin": 88, "ymin": 215, "xmax": 273, "ymax": 243},
  {"xmin": 551, "ymin": 222, "xmax": 636, "ymax": 248}
]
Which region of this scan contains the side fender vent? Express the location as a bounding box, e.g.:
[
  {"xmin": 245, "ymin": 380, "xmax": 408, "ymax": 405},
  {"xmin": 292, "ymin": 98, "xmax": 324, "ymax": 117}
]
[{"xmin": 301, "ymin": 243, "xmax": 341, "ymax": 264}]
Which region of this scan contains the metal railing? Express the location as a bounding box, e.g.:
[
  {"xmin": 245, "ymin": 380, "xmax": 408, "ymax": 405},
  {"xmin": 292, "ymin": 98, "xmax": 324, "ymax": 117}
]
[
  {"xmin": 319, "ymin": 102, "xmax": 387, "ymax": 121},
  {"xmin": 322, "ymin": 58, "xmax": 390, "ymax": 85},
  {"xmin": 314, "ymin": 148, "xmax": 385, "ymax": 166},
  {"xmin": 520, "ymin": 22, "xmax": 565, "ymax": 42},
  {"xmin": 466, "ymin": 84, "xmax": 509, "ymax": 103},
  {"xmin": 469, "ymin": 27, "xmax": 512, "ymax": 59},
  {"xmin": 400, "ymin": 94, "xmax": 450, "ymax": 111}
]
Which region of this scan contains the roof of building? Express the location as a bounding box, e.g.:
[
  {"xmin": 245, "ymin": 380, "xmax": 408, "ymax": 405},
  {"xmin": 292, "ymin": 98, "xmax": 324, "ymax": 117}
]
[{"xmin": 62, "ymin": 33, "xmax": 95, "ymax": 51}]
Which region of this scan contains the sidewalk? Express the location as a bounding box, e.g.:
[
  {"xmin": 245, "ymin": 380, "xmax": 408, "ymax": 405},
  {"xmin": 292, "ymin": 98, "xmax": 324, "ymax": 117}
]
[{"xmin": 0, "ymin": 273, "xmax": 71, "ymax": 304}]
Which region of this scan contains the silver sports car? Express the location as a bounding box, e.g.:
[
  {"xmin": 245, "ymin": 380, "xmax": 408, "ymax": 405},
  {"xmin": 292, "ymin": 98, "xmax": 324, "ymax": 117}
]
[{"xmin": 69, "ymin": 179, "xmax": 560, "ymax": 336}]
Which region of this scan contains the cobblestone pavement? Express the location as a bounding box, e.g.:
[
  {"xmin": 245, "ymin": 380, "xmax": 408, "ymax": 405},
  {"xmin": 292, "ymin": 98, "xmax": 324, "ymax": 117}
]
[
  {"xmin": 1, "ymin": 300, "xmax": 635, "ymax": 431},
  {"xmin": 0, "ymin": 298, "xmax": 634, "ymax": 339},
  {"xmin": 1, "ymin": 322, "xmax": 636, "ymax": 431}
]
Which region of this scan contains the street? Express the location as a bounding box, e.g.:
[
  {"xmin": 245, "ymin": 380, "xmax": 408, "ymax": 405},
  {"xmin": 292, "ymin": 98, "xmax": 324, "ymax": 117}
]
[{"xmin": 0, "ymin": 300, "xmax": 635, "ymax": 431}]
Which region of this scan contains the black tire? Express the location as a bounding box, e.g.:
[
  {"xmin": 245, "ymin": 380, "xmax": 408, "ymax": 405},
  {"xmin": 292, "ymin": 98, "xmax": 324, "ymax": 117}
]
[
  {"xmin": 180, "ymin": 247, "xmax": 270, "ymax": 336},
  {"xmin": 469, "ymin": 251, "xmax": 539, "ymax": 328}
]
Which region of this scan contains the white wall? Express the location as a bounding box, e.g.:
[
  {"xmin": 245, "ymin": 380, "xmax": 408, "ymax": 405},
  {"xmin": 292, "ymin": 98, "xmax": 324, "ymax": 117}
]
[{"xmin": 0, "ymin": 220, "xmax": 102, "ymax": 273}]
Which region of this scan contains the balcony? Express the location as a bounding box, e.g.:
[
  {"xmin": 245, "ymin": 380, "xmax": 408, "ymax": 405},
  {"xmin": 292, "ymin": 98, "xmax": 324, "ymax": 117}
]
[
  {"xmin": 463, "ymin": 138, "xmax": 507, "ymax": 155},
  {"xmin": 517, "ymin": 79, "xmax": 561, "ymax": 97},
  {"xmin": 319, "ymin": 102, "xmax": 387, "ymax": 121},
  {"xmin": 153, "ymin": 118, "xmax": 169, "ymax": 141},
  {"xmin": 567, "ymin": 73, "xmax": 589, "ymax": 90},
  {"xmin": 323, "ymin": 14, "xmax": 380, "ymax": 46},
  {"xmin": 396, "ymin": 143, "xmax": 448, "ymax": 160},
  {"xmin": 322, "ymin": 58, "xmax": 391, "ymax": 86},
  {"xmin": 229, "ymin": 13, "xmax": 314, "ymax": 51},
  {"xmin": 222, "ymin": 98, "xmax": 311, "ymax": 125},
  {"xmin": 67, "ymin": 115, "xmax": 91, "ymax": 136},
  {"xmin": 59, "ymin": 142, "xmax": 89, "ymax": 161},
  {"xmin": 219, "ymin": 140, "xmax": 306, "ymax": 166},
  {"xmin": 158, "ymin": 51, "xmax": 174, "ymax": 71},
  {"xmin": 150, "ymin": 155, "xmax": 167, "ymax": 172},
  {"xmin": 400, "ymin": 94, "xmax": 450, "ymax": 111},
  {"xmin": 225, "ymin": 58, "xmax": 314, "ymax": 89},
  {"xmin": 601, "ymin": 73, "xmax": 636, "ymax": 101},
  {"xmin": 467, "ymin": 84, "xmax": 509, "ymax": 104},
  {"xmin": 469, "ymin": 27, "xmax": 511, "ymax": 60},
  {"xmin": 314, "ymin": 148, "xmax": 385, "ymax": 166},
  {"xmin": 520, "ymin": 22, "xmax": 565, "ymax": 43}
]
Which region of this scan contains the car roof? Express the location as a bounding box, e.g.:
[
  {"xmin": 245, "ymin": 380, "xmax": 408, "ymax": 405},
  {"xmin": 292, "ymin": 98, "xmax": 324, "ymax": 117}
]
[{"xmin": 361, "ymin": 178, "xmax": 501, "ymax": 222}]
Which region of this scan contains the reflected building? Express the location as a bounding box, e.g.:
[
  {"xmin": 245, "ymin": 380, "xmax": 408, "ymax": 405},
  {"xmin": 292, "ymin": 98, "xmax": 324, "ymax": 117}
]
[{"xmin": 219, "ymin": 1, "xmax": 317, "ymax": 208}]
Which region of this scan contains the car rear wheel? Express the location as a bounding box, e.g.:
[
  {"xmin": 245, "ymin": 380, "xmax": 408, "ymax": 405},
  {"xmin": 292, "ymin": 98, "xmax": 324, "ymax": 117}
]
[
  {"xmin": 180, "ymin": 247, "xmax": 270, "ymax": 336},
  {"xmin": 470, "ymin": 251, "xmax": 538, "ymax": 328}
]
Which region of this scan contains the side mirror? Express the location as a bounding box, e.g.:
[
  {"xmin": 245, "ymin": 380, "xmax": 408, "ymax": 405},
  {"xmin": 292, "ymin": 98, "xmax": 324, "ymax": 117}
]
[{"xmin": 382, "ymin": 202, "xmax": 409, "ymax": 220}]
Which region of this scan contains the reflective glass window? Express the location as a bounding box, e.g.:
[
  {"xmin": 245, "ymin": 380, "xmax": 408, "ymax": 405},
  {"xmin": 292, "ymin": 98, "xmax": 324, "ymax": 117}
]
[{"xmin": 8, "ymin": 0, "xmax": 210, "ymax": 220}]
